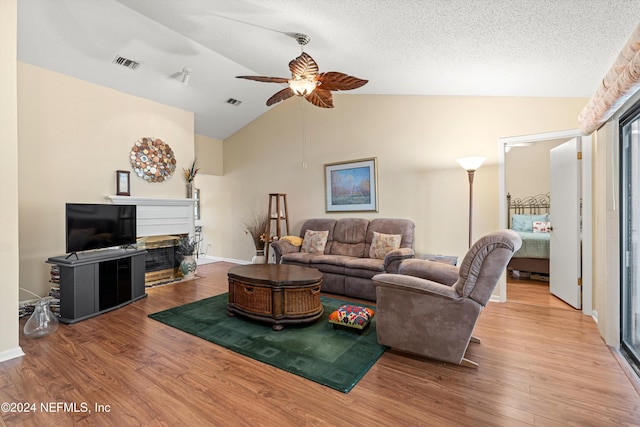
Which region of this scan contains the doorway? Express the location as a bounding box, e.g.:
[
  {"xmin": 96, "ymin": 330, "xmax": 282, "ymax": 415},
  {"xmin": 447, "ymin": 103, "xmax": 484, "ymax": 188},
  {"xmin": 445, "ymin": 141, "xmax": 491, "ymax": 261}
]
[{"xmin": 498, "ymin": 129, "xmax": 593, "ymax": 315}]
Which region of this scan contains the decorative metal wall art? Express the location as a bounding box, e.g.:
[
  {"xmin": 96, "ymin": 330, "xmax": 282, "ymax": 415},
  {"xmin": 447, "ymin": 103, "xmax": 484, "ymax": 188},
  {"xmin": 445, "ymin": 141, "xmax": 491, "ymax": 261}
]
[{"xmin": 130, "ymin": 137, "xmax": 176, "ymax": 182}]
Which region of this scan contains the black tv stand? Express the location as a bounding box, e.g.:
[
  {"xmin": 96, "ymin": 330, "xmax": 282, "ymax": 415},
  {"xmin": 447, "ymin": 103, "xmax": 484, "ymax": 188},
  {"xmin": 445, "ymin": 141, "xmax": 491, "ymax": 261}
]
[{"xmin": 47, "ymin": 249, "xmax": 147, "ymax": 324}]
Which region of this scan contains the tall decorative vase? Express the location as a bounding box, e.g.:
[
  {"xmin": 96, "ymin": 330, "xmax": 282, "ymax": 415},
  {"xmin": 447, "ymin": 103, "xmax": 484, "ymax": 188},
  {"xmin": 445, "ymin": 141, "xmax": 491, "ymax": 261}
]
[
  {"xmin": 186, "ymin": 182, "xmax": 193, "ymax": 198},
  {"xmin": 24, "ymin": 299, "xmax": 59, "ymax": 339},
  {"xmin": 252, "ymin": 249, "xmax": 266, "ymax": 264},
  {"xmin": 180, "ymin": 255, "xmax": 197, "ymax": 280}
]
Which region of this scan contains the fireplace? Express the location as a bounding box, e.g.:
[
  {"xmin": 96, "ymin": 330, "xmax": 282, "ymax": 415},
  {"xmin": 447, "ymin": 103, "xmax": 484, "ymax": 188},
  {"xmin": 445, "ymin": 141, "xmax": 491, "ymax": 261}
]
[
  {"xmin": 105, "ymin": 196, "xmax": 196, "ymax": 285},
  {"xmin": 136, "ymin": 235, "xmax": 185, "ymax": 285}
]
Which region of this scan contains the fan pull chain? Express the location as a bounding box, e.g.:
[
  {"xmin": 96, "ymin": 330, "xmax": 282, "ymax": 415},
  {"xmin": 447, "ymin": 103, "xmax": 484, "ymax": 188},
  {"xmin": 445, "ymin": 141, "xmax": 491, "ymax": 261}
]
[{"xmin": 301, "ymin": 98, "xmax": 307, "ymax": 168}]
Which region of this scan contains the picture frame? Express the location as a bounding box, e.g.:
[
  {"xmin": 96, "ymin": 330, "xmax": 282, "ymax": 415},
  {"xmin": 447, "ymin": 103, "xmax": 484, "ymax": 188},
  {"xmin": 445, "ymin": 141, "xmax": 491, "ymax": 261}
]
[
  {"xmin": 116, "ymin": 170, "xmax": 130, "ymax": 196},
  {"xmin": 324, "ymin": 157, "xmax": 378, "ymax": 212}
]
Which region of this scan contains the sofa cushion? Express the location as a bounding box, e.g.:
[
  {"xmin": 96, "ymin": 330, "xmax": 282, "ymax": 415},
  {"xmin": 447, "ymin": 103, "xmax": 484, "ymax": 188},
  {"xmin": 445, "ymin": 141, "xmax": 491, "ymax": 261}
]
[
  {"xmin": 330, "ymin": 218, "xmax": 369, "ymax": 257},
  {"xmin": 369, "ymin": 231, "xmax": 402, "ymax": 259},
  {"xmin": 281, "ymin": 252, "xmax": 318, "ymax": 266},
  {"xmin": 310, "ymin": 254, "xmax": 351, "ymax": 275},
  {"xmin": 344, "ymin": 257, "xmax": 385, "ymax": 278},
  {"xmin": 365, "ymin": 218, "xmax": 415, "ymax": 257},
  {"xmin": 301, "ymin": 230, "xmax": 329, "ymax": 254}
]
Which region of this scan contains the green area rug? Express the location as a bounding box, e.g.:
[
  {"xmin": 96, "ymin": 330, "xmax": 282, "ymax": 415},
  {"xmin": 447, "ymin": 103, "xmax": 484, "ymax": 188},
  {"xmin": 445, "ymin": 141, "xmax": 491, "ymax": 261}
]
[{"xmin": 148, "ymin": 294, "xmax": 386, "ymax": 393}]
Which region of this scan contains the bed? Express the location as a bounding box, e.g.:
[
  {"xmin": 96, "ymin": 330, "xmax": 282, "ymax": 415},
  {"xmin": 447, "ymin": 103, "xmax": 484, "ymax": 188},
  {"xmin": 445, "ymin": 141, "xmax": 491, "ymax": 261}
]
[{"xmin": 507, "ymin": 193, "xmax": 550, "ymax": 275}]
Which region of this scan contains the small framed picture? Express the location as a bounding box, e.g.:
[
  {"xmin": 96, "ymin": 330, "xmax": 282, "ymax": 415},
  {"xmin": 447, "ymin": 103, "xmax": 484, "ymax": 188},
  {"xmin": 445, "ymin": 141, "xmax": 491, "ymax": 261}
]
[
  {"xmin": 325, "ymin": 157, "xmax": 378, "ymax": 212},
  {"xmin": 116, "ymin": 170, "xmax": 130, "ymax": 196}
]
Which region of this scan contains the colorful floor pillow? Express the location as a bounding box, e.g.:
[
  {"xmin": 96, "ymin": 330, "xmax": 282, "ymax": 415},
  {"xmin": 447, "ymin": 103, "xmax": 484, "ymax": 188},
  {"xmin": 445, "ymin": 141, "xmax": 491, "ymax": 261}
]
[{"xmin": 328, "ymin": 304, "xmax": 375, "ymax": 330}]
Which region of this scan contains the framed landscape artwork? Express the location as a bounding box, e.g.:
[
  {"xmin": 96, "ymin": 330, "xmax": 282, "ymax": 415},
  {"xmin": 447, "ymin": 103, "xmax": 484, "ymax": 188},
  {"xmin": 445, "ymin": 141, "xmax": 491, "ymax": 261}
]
[{"xmin": 325, "ymin": 158, "xmax": 378, "ymax": 212}]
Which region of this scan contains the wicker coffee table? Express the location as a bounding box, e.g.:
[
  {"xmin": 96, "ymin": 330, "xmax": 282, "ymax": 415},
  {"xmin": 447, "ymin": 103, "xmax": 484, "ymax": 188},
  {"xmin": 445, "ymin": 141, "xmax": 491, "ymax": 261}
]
[{"xmin": 227, "ymin": 264, "xmax": 323, "ymax": 331}]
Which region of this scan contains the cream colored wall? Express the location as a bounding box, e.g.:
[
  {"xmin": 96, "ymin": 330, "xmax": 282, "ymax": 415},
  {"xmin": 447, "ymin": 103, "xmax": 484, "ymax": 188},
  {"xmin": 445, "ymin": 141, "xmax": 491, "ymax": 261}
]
[
  {"xmin": 195, "ymin": 134, "xmax": 223, "ymax": 176},
  {"xmin": 0, "ymin": 0, "xmax": 22, "ymax": 359},
  {"xmin": 505, "ymin": 139, "xmax": 565, "ymax": 200},
  {"xmin": 221, "ymin": 94, "xmax": 587, "ymax": 264},
  {"xmin": 193, "ymin": 134, "xmax": 224, "ymax": 257},
  {"xmin": 17, "ymin": 63, "xmax": 195, "ymax": 298}
]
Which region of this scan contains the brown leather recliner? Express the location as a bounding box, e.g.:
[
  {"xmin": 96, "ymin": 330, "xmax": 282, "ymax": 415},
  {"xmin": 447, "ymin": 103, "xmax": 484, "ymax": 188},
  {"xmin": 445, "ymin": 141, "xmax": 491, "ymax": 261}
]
[{"xmin": 373, "ymin": 229, "xmax": 522, "ymax": 368}]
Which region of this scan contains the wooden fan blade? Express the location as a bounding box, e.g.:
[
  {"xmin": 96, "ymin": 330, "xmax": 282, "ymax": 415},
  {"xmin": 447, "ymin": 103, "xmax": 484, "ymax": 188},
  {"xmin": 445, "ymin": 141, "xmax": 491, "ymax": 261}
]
[
  {"xmin": 266, "ymin": 87, "xmax": 295, "ymax": 106},
  {"xmin": 236, "ymin": 75, "xmax": 290, "ymax": 84},
  {"xmin": 304, "ymin": 88, "xmax": 334, "ymax": 108},
  {"xmin": 317, "ymin": 72, "xmax": 368, "ymax": 91},
  {"xmin": 289, "ymin": 52, "xmax": 319, "ymax": 79}
]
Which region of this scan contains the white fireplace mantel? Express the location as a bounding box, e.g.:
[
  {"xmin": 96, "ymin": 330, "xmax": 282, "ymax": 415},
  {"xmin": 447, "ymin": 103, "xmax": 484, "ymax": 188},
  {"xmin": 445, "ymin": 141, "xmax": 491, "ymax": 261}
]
[{"xmin": 105, "ymin": 195, "xmax": 196, "ymax": 238}]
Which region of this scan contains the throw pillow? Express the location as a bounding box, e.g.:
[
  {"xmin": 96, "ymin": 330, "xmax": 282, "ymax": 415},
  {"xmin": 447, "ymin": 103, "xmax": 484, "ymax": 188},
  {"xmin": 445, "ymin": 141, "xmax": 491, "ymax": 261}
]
[
  {"xmin": 279, "ymin": 235, "xmax": 303, "ymax": 246},
  {"xmin": 511, "ymin": 214, "xmax": 549, "ymax": 232},
  {"xmin": 533, "ymin": 221, "xmax": 551, "ymax": 233},
  {"xmin": 301, "ymin": 230, "xmax": 329, "ymax": 254},
  {"xmin": 369, "ymin": 231, "xmax": 402, "ymax": 259}
]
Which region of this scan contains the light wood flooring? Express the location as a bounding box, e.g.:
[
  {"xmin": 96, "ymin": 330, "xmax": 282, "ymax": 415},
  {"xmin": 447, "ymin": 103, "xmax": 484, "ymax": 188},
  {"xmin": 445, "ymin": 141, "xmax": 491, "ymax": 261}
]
[
  {"xmin": 2, "ymin": 261, "xmax": 640, "ymax": 426},
  {"xmin": 507, "ymin": 276, "xmax": 576, "ymax": 310}
]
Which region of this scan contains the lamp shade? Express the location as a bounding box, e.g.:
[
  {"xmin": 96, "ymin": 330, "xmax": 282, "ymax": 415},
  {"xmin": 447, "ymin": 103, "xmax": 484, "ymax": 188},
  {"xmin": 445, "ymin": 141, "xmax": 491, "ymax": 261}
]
[{"xmin": 456, "ymin": 156, "xmax": 486, "ymax": 171}]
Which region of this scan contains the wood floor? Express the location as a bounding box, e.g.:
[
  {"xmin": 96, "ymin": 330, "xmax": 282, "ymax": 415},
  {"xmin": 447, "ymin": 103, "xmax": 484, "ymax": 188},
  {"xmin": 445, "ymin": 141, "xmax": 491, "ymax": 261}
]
[
  {"xmin": 507, "ymin": 277, "xmax": 576, "ymax": 310},
  {"xmin": 2, "ymin": 261, "xmax": 640, "ymax": 426}
]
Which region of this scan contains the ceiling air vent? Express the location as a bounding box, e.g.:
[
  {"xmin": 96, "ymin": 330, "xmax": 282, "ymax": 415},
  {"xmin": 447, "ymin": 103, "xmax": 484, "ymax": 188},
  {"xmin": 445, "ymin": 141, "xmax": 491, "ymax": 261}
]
[
  {"xmin": 112, "ymin": 55, "xmax": 141, "ymax": 70},
  {"xmin": 226, "ymin": 98, "xmax": 242, "ymax": 106}
]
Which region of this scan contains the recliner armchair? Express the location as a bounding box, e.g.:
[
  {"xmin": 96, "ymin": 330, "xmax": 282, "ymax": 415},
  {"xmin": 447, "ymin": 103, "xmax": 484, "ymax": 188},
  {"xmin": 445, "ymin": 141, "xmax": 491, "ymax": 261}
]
[{"xmin": 372, "ymin": 229, "xmax": 522, "ymax": 368}]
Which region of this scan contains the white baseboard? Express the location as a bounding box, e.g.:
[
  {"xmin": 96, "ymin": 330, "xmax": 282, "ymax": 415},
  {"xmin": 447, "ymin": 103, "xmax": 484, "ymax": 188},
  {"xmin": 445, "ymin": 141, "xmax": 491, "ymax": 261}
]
[
  {"xmin": 592, "ymin": 309, "xmax": 599, "ymax": 324},
  {"xmin": 0, "ymin": 346, "xmax": 25, "ymax": 363},
  {"xmin": 198, "ymin": 255, "xmax": 248, "ymax": 265}
]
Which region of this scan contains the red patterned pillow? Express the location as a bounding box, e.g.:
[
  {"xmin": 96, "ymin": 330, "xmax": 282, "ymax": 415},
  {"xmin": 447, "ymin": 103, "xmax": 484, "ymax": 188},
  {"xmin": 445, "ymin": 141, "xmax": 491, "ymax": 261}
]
[{"xmin": 328, "ymin": 304, "xmax": 375, "ymax": 330}]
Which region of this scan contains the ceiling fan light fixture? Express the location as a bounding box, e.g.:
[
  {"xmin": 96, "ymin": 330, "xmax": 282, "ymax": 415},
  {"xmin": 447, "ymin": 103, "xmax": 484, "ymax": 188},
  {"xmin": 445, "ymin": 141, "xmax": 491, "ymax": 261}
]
[{"xmin": 289, "ymin": 78, "xmax": 317, "ymax": 96}]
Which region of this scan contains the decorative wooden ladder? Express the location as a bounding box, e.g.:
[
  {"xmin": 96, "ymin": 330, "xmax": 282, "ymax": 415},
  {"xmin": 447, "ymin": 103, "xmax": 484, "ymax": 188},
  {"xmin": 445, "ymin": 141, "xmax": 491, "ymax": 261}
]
[{"xmin": 265, "ymin": 193, "xmax": 289, "ymax": 263}]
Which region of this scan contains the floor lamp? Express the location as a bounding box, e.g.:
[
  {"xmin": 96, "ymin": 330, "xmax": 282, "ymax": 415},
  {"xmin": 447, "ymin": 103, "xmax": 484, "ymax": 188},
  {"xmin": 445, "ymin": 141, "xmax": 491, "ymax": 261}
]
[{"xmin": 457, "ymin": 156, "xmax": 487, "ymax": 248}]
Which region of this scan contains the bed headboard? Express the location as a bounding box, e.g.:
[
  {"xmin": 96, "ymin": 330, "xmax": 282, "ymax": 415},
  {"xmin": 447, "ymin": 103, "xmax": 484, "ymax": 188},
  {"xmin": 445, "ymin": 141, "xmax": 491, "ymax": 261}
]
[{"xmin": 507, "ymin": 193, "xmax": 550, "ymax": 228}]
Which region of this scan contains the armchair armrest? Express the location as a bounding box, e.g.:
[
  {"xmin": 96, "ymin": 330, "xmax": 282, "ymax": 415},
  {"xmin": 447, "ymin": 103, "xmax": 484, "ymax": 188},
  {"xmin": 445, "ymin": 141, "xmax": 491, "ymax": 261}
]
[
  {"xmin": 398, "ymin": 258, "xmax": 459, "ymax": 286},
  {"xmin": 383, "ymin": 247, "xmax": 415, "ymax": 273},
  {"xmin": 270, "ymin": 240, "xmax": 300, "ymax": 264},
  {"xmin": 373, "ymin": 273, "xmax": 461, "ymax": 300}
]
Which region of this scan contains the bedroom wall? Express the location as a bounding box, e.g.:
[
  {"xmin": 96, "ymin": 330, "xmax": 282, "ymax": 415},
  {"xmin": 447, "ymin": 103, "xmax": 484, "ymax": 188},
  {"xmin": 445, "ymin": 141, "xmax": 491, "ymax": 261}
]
[
  {"xmin": 220, "ymin": 94, "xmax": 588, "ymax": 273},
  {"xmin": 505, "ymin": 139, "xmax": 565, "ymax": 199},
  {"xmin": 17, "ymin": 62, "xmax": 195, "ymax": 298}
]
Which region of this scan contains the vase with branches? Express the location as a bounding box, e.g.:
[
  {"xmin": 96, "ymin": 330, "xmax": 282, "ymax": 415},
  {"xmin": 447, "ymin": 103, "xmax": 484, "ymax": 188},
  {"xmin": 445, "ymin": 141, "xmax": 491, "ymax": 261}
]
[
  {"xmin": 183, "ymin": 159, "xmax": 200, "ymax": 198},
  {"xmin": 244, "ymin": 212, "xmax": 271, "ymax": 263}
]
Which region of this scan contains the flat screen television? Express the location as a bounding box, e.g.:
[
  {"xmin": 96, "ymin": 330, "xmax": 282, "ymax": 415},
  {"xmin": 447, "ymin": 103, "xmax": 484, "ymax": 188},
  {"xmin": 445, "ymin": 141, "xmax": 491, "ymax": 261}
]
[{"xmin": 65, "ymin": 203, "xmax": 137, "ymax": 253}]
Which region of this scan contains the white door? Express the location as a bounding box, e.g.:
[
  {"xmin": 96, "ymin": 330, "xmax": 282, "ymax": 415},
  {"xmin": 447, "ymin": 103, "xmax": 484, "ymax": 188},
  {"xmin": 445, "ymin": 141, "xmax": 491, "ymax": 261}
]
[{"xmin": 549, "ymin": 138, "xmax": 582, "ymax": 309}]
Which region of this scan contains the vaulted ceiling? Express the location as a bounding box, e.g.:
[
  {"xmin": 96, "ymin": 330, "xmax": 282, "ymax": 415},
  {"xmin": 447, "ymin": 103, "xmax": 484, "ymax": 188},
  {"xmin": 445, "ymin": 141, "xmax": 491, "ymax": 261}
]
[{"xmin": 17, "ymin": 0, "xmax": 640, "ymax": 139}]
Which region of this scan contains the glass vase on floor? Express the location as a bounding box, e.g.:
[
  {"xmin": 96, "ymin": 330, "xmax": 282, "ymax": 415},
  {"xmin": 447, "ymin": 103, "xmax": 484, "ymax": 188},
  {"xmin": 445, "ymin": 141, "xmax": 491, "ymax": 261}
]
[{"xmin": 24, "ymin": 299, "xmax": 59, "ymax": 339}]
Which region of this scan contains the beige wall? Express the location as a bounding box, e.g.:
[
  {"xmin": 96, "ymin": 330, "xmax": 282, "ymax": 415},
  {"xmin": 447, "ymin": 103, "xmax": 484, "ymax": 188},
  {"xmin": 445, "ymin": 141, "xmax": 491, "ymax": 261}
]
[
  {"xmin": 220, "ymin": 95, "xmax": 587, "ymax": 264},
  {"xmin": 17, "ymin": 63, "xmax": 195, "ymax": 298},
  {"xmin": 593, "ymin": 121, "xmax": 621, "ymax": 346},
  {"xmin": 0, "ymin": 0, "xmax": 22, "ymax": 359}
]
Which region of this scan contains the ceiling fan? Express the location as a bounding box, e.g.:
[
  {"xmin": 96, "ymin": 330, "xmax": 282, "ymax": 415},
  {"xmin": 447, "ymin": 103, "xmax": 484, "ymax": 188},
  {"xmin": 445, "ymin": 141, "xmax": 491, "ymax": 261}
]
[{"xmin": 236, "ymin": 33, "xmax": 368, "ymax": 108}]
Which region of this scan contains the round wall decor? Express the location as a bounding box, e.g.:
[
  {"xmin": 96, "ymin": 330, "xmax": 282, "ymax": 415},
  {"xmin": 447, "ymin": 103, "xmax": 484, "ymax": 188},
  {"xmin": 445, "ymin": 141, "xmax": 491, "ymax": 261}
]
[{"xmin": 130, "ymin": 137, "xmax": 176, "ymax": 182}]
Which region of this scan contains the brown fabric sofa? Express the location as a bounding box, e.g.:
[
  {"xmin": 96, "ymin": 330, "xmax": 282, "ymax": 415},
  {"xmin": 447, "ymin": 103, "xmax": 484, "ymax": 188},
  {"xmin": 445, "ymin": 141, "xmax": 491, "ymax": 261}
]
[{"xmin": 270, "ymin": 218, "xmax": 415, "ymax": 301}]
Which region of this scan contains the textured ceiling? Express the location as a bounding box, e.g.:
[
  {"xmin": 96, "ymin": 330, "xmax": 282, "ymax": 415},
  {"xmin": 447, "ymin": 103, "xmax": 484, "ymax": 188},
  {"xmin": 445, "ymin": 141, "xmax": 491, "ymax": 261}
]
[{"xmin": 17, "ymin": 0, "xmax": 640, "ymax": 139}]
